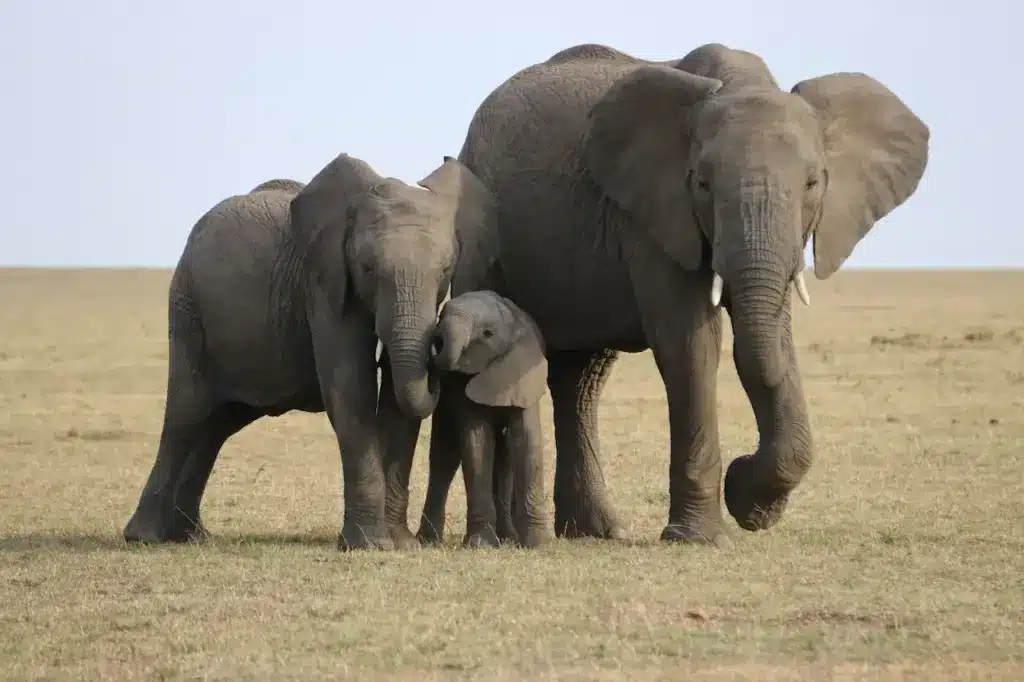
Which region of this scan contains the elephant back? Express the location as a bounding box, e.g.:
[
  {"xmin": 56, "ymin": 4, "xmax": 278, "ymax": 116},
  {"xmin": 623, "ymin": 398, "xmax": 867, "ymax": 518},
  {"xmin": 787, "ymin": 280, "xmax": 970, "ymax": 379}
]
[{"xmin": 249, "ymin": 178, "xmax": 306, "ymax": 196}]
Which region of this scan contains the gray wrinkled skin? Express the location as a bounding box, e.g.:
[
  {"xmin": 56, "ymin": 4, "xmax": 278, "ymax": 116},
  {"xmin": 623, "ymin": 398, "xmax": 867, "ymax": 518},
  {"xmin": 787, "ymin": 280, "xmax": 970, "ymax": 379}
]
[
  {"xmin": 454, "ymin": 43, "xmax": 929, "ymax": 545},
  {"xmin": 122, "ymin": 153, "xmax": 499, "ymax": 551}
]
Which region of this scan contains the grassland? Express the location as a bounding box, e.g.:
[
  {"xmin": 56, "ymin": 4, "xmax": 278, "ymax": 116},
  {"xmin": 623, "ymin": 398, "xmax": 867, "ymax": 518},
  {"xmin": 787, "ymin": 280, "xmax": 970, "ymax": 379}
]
[{"xmin": 0, "ymin": 268, "xmax": 1022, "ymax": 681}]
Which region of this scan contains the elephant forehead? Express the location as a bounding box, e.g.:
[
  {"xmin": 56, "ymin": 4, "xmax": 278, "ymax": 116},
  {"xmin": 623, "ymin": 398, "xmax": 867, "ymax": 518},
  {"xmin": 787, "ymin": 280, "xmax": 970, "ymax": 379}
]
[
  {"xmin": 702, "ymin": 90, "xmax": 819, "ymax": 139},
  {"xmin": 365, "ymin": 225, "xmax": 455, "ymax": 270}
]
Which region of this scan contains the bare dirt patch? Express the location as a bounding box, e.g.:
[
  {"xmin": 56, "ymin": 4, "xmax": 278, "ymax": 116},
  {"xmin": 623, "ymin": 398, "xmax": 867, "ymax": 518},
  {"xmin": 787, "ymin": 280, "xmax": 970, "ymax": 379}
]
[{"xmin": 0, "ymin": 268, "xmax": 1022, "ymax": 681}]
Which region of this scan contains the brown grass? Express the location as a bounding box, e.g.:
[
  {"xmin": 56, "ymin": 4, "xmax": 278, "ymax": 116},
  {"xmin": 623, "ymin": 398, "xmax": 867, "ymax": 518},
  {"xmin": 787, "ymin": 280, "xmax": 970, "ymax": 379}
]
[{"xmin": 1, "ymin": 268, "xmax": 1022, "ymax": 681}]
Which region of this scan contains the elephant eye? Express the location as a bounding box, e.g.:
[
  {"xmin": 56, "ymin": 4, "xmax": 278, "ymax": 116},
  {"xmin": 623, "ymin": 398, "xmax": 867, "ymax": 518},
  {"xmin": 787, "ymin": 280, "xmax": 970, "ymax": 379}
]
[
  {"xmin": 697, "ymin": 179, "xmax": 710, "ymax": 193},
  {"xmin": 481, "ymin": 328, "xmax": 495, "ymax": 340},
  {"xmin": 805, "ymin": 177, "xmax": 819, "ymax": 190}
]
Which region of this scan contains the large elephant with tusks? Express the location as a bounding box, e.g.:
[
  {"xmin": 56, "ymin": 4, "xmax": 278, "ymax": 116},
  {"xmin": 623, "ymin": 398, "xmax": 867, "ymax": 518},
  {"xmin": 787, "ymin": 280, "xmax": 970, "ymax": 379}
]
[{"xmin": 387, "ymin": 42, "xmax": 930, "ymax": 546}]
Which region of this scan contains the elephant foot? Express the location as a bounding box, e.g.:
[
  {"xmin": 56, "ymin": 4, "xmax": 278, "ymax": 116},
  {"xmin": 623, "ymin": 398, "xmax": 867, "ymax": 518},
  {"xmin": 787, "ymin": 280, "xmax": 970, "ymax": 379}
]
[
  {"xmin": 462, "ymin": 526, "xmax": 501, "ymax": 549},
  {"xmin": 496, "ymin": 518, "xmax": 519, "ymax": 546},
  {"xmin": 660, "ymin": 519, "xmax": 732, "ymax": 549},
  {"xmin": 516, "ymin": 526, "xmax": 554, "ymax": 549},
  {"xmin": 123, "ymin": 508, "xmax": 209, "ymax": 544},
  {"xmin": 388, "ymin": 524, "xmax": 422, "ymax": 551},
  {"xmin": 724, "ymin": 454, "xmax": 790, "ymax": 531},
  {"xmin": 554, "ymin": 494, "xmax": 627, "ymax": 541},
  {"xmin": 338, "ymin": 522, "xmax": 395, "ymax": 551}
]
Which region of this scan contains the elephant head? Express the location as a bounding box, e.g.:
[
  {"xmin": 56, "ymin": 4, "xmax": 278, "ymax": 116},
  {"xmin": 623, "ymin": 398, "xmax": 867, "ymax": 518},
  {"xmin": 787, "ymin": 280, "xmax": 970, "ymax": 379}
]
[
  {"xmin": 289, "ymin": 154, "xmax": 498, "ymax": 419},
  {"xmin": 430, "ymin": 291, "xmax": 548, "ymax": 409},
  {"xmin": 582, "ymin": 43, "xmax": 929, "ymax": 521}
]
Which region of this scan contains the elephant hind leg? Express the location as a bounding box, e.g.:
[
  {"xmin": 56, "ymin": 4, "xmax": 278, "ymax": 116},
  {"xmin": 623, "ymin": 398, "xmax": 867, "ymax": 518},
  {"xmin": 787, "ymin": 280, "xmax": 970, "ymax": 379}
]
[
  {"xmin": 123, "ymin": 336, "xmax": 260, "ymax": 543},
  {"xmin": 548, "ymin": 348, "xmax": 625, "ymax": 540},
  {"xmin": 169, "ymin": 401, "xmax": 262, "ymax": 538}
]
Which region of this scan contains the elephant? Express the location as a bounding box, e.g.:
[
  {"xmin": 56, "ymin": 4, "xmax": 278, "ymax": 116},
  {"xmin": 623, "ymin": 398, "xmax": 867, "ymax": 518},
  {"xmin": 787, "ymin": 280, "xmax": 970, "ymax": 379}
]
[
  {"xmin": 121, "ymin": 152, "xmax": 498, "ymax": 550},
  {"xmin": 412, "ymin": 290, "xmax": 553, "ymax": 549},
  {"xmin": 429, "ymin": 42, "xmax": 930, "ymax": 546}
]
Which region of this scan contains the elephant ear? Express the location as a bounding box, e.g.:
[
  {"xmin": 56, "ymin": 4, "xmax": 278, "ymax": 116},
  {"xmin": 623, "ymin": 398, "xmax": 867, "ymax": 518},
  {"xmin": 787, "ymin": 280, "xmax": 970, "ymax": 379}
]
[
  {"xmin": 582, "ymin": 66, "xmax": 722, "ymax": 270},
  {"xmin": 792, "ymin": 73, "xmax": 930, "ymax": 279},
  {"xmin": 419, "ymin": 156, "xmax": 500, "ymax": 296},
  {"xmin": 465, "ymin": 309, "xmax": 548, "ymax": 409},
  {"xmin": 289, "ymin": 154, "xmax": 382, "ymax": 314}
]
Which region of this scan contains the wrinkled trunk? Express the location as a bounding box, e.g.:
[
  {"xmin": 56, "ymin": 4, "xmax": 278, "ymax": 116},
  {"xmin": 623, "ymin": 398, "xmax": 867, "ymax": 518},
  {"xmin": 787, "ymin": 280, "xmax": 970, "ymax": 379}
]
[
  {"xmin": 378, "ymin": 284, "xmax": 440, "ymax": 419},
  {"xmin": 728, "ymin": 262, "xmax": 788, "ymax": 389},
  {"xmin": 715, "ymin": 186, "xmax": 792, "ymax": 391},
  {"xmin": 433, "ymin": 308, "xmax": 473, "ymax": 372},
  {"xmin": 716, "ymin": 186, "xmax": 813, "ymax": 530}
]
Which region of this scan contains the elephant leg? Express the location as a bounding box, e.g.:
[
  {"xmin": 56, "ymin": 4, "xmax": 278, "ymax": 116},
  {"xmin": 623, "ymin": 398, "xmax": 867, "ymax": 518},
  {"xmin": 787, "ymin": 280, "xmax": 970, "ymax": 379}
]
[
  {"xmin": 628, "ymin": 248, "xmax": 730, "ymax": 547},
  {"xmin": 416, "ymin": 380, "xmax": 461, "ymax": 545},
  {"xmin": 459, "ymin": 409, "xmax": 500, "ymax": 549},
  {"xmin": 169, "ymin": 401, "xmax": 263, "ymax": 539},
  {"xmin": 379, "ymin": 355, "xmax": 424, "ymax": 550},
  {"xmin": 547, "ymin": 349, "xmax": 625, "ymax": 540},
  {"xmin": 507, "ymin": 407, "xmax": 553, "ymax": 548},
  {"xmin": 724, "ymin": 303, "xmax": 812, "ymax": 532},
  {"xmin": 124, "ymin": 342, "xmax": 228, "ymax": 543},
  {"xmin": 309, "ymin": 297, "xmax": 393, "ymax": 551},
  {"xmin": 492, "ymin": 427, "xmax": 518, "ymax": 545}
]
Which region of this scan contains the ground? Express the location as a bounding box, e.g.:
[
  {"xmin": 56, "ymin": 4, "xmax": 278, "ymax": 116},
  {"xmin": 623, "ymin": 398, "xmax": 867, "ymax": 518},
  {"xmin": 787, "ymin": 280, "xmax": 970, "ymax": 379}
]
[{"xmin": 0, "ymin": 268, "xmax": 1021, "ymax": 681}]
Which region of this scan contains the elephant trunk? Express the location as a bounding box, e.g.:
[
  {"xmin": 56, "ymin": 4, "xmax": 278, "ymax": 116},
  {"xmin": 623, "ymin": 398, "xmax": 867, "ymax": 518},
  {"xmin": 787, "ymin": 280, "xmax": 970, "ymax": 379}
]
[
  {"xmin": 727, "ymin": 260, "xmax": 789, "ymax": 390},
  {"xmin": 715, "ymin": 186, "xmax": 814, "ymax": 531},
  {"xmin": 378, "ymin": 284, "xmax": 440, "ymax": 419},
  {"xmin": 715, "ymin": 187, "xmax": 794, "ymax": 391},
  {"xmin": 430, "ymin": 307, "xmax": 472, "ymax": 372}
]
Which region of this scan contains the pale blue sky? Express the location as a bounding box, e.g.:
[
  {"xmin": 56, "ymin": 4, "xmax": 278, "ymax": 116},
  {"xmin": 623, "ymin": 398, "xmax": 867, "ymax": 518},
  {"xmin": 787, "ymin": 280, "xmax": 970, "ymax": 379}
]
[{"xmin": 0, "ymin": 1, "xmax": 1011, "ymax": 268}]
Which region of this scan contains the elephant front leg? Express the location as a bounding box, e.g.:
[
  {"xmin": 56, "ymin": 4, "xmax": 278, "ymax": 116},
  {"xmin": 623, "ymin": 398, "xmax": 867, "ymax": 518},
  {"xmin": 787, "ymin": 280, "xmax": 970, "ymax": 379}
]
[
  {"xmin": 416, "ymin": 381, "xmax": 462, "ymax": 545},
  {"xmin": 459, "ymin": 410, "xmax": 500, "ymax": 549},
  {"xmin": 310, "ymin": 301, "xmax": 394, "ymax": 551},
  {"xmin": 629, "ymin": 252, "xmax": 730, "ymax": 547},
  {"xmin": 724, "ymin": 305, "xmax": 813, "ymax": 531},
  {"xmin": 492, "ymin": 428, "xmax": 518, "ymax": 545},
  {"xmin": 548, "ymin": 349, "xmax": 626, "ymax": 540},
  {"xmin": 378, "ymin": 354, "xmax": 425, "ymax": 550}
]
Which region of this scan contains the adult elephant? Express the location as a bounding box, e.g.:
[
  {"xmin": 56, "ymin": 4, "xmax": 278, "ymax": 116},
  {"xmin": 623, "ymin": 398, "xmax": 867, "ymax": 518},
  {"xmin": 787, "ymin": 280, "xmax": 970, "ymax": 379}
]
[
  {"xmin": 446, "ymin": 42, "xmax": 929, "ymax": 545},
  {"xmin": 122, "ymin": 153, "xmax": 497, "ymax": 550}
]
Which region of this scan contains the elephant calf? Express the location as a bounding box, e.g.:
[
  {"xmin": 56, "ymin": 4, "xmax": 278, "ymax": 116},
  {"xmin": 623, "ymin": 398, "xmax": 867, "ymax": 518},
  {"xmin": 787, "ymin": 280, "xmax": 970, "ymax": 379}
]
[{"xmin": 414, "ymin": 291, "xmax": 554, "ymax": 549}]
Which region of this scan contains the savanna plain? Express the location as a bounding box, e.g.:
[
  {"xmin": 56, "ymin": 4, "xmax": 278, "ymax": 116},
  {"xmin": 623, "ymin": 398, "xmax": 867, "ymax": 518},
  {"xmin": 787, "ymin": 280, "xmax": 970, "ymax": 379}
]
[{"xmin": 0, "ymin": 268, "xmax": 1022, "ymax": 681}]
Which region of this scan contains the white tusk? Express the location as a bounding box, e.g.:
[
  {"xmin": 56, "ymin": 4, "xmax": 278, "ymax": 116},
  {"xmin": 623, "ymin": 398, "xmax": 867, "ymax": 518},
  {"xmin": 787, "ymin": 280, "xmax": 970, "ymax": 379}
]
[
  {"xmin": 793, "ymin": 271, "xmax": 811, "ymax": 306},
  {"xmin": 710, "ymin": 273, "xmax": 724, "ymax": 307},
  {"xmin": 375, "ymin": 339, "xmax": 384, "ymax": 363}
]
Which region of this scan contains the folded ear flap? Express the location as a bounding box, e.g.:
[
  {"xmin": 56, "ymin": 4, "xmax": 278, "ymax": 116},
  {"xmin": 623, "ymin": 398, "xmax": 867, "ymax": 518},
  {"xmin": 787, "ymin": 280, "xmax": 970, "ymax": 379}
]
[
  {"xmin": 465, "ymin": 316, "xmax": 548, "ymax": 409},
  {"xmin": 791, "ymin": 73, "xmax": 930, "ymax": 279},
  {"xmin": 582, "ymin": 66, "xmax": 722, "ymax": 270},
  {"xmin": 419, "ymin": 156, "xmax": 500, "ymax": 296},
  {"xmin": 289, "ymin": 154, "xmax": 381, "ymax": 315}
]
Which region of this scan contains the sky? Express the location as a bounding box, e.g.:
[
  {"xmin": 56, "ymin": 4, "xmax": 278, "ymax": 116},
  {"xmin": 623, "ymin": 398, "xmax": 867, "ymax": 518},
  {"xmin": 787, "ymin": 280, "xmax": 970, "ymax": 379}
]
[{"xmin": 0, "ymin": 0, "xmax": 1010, "ymax": 269}]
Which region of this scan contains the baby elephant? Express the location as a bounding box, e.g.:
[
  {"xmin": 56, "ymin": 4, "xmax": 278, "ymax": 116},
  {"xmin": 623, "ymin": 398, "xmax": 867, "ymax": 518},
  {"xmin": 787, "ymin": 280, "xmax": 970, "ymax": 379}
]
[{"xmin": 416, "ymin": 291, "xmax": 553, "ymax": 549}]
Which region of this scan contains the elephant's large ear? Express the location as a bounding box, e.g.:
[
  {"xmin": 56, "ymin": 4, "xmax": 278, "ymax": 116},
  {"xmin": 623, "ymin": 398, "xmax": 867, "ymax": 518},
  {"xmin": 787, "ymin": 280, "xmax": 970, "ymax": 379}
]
[
  {"xmin": 289, "ymin": 154, "xmax": 381, "ymax": 314},
  {"xmin": 465, "ymin": 309, "xmax": 548, "ymax": 409},
  {"xmin": 792, "ymin": 73, "xmax": 929, "ymax": 279},
  {"xmin": 419, "ymin": 156, "xmax": 500, "ymax": 296},
  {"xmin": 582, "ymin": 66, "xmax": 722, "ymax": 270}
]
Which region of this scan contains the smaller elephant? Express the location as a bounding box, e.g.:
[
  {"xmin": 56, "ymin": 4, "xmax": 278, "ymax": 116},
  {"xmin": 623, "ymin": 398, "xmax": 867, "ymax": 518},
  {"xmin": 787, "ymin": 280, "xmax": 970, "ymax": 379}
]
[{"xmin": 415, "ymin": 291, "xmax": 553, "ymax": 548}]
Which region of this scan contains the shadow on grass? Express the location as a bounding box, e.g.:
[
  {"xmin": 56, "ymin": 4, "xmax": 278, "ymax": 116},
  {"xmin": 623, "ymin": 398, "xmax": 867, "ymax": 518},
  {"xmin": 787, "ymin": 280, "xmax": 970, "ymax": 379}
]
[{"xmin": 0, "ymin": 531, "xmax": 339, "ymax": 553}]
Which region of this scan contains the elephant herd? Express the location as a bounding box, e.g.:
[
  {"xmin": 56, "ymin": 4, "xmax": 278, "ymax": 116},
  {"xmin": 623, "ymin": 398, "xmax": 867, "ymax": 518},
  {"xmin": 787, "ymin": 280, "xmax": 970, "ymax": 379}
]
[{"xmin": 122, "ymin": 42, "xmax": 930, "ymax": 551}]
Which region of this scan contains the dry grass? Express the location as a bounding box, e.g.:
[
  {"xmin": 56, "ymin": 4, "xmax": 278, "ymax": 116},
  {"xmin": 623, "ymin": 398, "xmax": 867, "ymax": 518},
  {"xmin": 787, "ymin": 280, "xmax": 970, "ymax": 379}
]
[{"xmin": 0, "ymin": 268, "xmax": 1022, "ymax": 681}]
